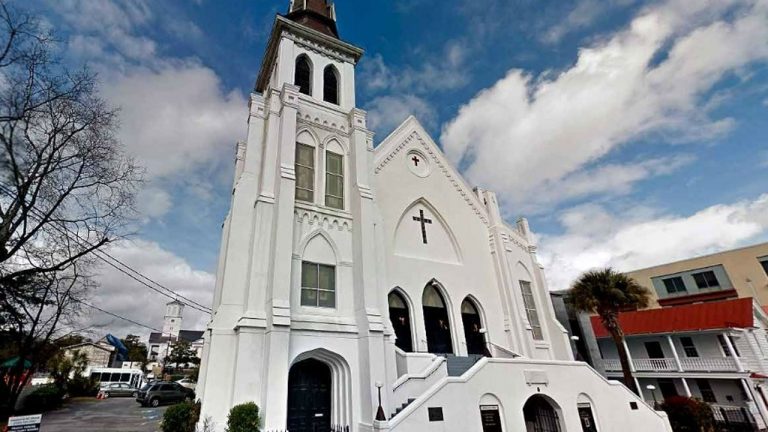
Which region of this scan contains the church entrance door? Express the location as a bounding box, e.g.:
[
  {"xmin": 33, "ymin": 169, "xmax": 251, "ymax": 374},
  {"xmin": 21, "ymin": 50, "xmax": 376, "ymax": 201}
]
[
  {"xmin": 423, "ymin": 284, "xmax": 453, "ymax": 354},
  {"xmin": 287, "ymin": 359, "xmax": 332, "ymax": 432},
  {"xmin": 389, "ymin": 291, "xmax": 413, "ymax": 352},
  {"xmin": 461, "ymin": 299, "xmax": 486, "ymax": 356}
]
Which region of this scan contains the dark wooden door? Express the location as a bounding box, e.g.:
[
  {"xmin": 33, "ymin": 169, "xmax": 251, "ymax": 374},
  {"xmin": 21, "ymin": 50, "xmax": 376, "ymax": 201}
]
[
  {"xmin": 462, "ymin": 311, "xmax": 485, "ymax": 355},
  {"xmin": 424, "ymin": 305, "xmax": 453, "ymax": 354},
  {"xmin": 287, "ymin": 359, "xmax": 331, "ymax": 432},
  {"xmin": 390, "ymin": 305, "xmax": 413, "ymax": 352},
  {"xmin": 645, "ymin": 341, "xmax": 664, "ymax": 359},
  {"xmin": 578, "ymin": 406, "xmax": 597, "ymax": 432}
]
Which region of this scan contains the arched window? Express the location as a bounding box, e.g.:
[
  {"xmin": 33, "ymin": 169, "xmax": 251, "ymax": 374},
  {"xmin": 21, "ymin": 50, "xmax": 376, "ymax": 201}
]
[
  {"xmin": 323, "ymin": 65, "xmax": 339, "ymax": 104},
  {"xmin": 422, "ymin": 284, "xmax": 453, "ymax": 354},
  {"xmin": 325, "ymin": 150, "xmax": 343, "ymax": 209},
  {"xmin": 389, "ymin": 291, "xmax": 413, "ymax": 352},
  {"xmin": 295, "ymin": 142, "xmax": 315, "ymax": 202},
  {"xmin": 461, "ymin": 298, "xmax": 486, "ymax": 356},
  {"xmin": 295, "ymin": 55, "xmax": 312, "ymax": 95}
]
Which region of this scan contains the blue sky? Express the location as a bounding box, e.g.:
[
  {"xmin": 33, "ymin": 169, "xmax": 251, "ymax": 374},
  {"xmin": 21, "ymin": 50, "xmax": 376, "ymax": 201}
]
[{"xmin": 25, "ymin": 0, "xmax": 768, "ymax": 336}]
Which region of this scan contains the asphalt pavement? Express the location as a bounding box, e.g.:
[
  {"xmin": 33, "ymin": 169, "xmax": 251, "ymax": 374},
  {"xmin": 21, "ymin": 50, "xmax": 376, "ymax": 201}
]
[{"xmin": 40, "ymin": 396, "xmax": 168, "ymax": 432}]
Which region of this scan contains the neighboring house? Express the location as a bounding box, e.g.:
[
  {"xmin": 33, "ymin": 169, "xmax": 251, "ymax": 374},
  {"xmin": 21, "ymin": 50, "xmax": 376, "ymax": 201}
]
[
  {"xmin": 551, "ymin": 242, "xmax": 768, "ymax": 430},
  {"xmin": 589, "ymin": 298, "xmax": 768, "ymax": 429},
  {"xmin": 61, "ymin": 340, "xmax": 115, "ymax": 375},
  {"xmin": 147, "ymin": 300, "xmax": 204, "ymax": 367},
  {"xmin": 629, "ymin": 242, "xmax": 768, "ymax": 308}
]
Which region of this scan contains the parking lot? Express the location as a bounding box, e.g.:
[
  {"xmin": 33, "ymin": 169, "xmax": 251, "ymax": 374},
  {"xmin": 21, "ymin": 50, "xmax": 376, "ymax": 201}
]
[{"xmin": 40, "ymin": 396, "xmax": 168, "ymax": 432}]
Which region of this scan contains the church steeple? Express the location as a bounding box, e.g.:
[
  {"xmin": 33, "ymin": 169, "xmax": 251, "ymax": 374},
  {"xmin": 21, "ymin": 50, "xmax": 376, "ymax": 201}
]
[{"xmin": 286, "ymin": 0, "xmax": 338, "ymax": 38}]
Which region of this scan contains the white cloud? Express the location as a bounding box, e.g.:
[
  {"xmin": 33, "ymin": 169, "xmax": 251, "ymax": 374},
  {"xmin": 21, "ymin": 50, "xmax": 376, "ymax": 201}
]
[
  {"xmin": 441, "ymin": 0, "xmax": 768, "ymax": 211},
  {"xmin": 79, "ymin": 239, "xmax": 214, "ymax": 339},
  {"xmin": 521, "ymin": 154, "xmax": 694, "ymax": 212},
  {"xmin": 136, "ymin": 187, "xmax": 173, "ymax": 220},
  {"xmin": 102, "ymin": 64, "xmax": 246, "ymax": 179},
  {"xmin": 366, "ymin": 95, "xmax": 437, "ymax": 136},
  {"xmin": 539, "ymin": 194, "xmax": 768, "ymax": 291}
]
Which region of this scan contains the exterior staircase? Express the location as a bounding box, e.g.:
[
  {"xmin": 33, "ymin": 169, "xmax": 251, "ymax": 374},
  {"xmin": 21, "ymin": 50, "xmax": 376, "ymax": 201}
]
[
  {"xmin": 390, "ymin": 398, "xmax": 416, "ymax": 418},
  {"xmin": 445, "ymin": 354, "xmax": 484, "ymax": 376}
]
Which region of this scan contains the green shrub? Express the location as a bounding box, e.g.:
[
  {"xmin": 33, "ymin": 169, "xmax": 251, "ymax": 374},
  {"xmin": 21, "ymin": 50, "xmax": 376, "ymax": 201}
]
[
  {"xmin": 23, "ymin": 385, "xmax": 64, "ymax": 413},
  {"xmin": 67, "ymin": 376, "xmax": 99, "ymax": 397},
  {"xmin": 226, "ymin": 402, "xmax": 260, "ymax": 432},
  {"xmin": 161, "ymin": 401, "xmax": 201, "ymax": 432},
  {"xmin": 659, "ymin": 396, "xmax": 716, "ymax": 432}
]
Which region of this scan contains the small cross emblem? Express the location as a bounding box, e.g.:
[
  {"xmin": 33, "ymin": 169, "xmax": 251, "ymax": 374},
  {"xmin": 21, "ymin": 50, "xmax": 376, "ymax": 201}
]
[
  {"xmin": 411, "ymin": 155, "xmax": 420, "ymax": 166},
  {"xmin": 412, "ymin": 209, "xmax": 432, "ymax": 244}
]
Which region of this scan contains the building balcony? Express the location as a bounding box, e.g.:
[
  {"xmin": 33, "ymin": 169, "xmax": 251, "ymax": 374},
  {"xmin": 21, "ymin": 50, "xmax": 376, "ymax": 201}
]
[{"xmin": 601, "ymin": 356, "xmax": 740, "ymax": 373}]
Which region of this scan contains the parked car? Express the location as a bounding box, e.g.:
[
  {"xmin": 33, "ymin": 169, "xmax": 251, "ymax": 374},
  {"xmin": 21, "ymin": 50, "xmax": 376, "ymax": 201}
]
[
  {"xmin": 103, "ymin": 382, "xmax": 138, "ymax": 398},
  {"xmin": 175, "ymin": 377, "xmax": 197, "ymax": 390},
  {"xmin": 135, "ymin": 381, "xmax": 194, "ymax": 407}
]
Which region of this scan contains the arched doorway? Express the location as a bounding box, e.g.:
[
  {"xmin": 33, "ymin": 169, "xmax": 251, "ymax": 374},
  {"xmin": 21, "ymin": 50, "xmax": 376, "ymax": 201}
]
[
  {"xmin": 461, "ymin": 298, "xmax": 486, "ymax": 356},
  {"xmin": 523, "ymin": 395, "xmax": 562, "ymax": 432},
  {"xmin": 389, "ymin": 290, "xmax": 413, "ymax": 352},
  {"xmin": 423, "ymin": 284, "xmax": 453, "ymax": 354},
  {"xmin": 287, "ymin": 359, "xmax": 331, "ymax": 432}
]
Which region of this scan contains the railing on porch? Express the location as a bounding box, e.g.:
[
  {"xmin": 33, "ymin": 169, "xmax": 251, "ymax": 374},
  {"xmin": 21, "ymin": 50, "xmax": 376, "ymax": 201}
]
[
  {"xmin": 633, "ymin": 358, "xmax": 678, "ymax": 371},
  {"xmin": 680, "ymin": 356, "xmax": 739, "ymax": 372},
  {"xmin": 711, "ymin": 404, "xmax": 757, "ymax": 432},
  {"xmin": 265, "ymin": 426, "xmax": 350, "ymax": 432},
  {"xmin": 600, "ymin": 357, "xmax": 739, "ymax": 373}
]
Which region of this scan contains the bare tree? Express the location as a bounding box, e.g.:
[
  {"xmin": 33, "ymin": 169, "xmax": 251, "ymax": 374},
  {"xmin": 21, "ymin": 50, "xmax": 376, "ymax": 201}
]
[{"xmin": 0, "ymin": 1, "xmax": 141, "ymax": 415}]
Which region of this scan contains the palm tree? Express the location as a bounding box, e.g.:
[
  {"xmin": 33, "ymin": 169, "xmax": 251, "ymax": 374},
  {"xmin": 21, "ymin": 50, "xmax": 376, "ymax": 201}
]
[{"xmin": 568, "ymin": 268, "xmax": 650, "ymax": 395}]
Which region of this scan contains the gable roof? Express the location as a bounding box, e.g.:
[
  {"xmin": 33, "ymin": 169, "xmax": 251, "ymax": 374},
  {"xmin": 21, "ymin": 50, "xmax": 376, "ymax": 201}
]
[
  {"xmin": 590, "ymin": 297, "xmax": 755, "ymax": 338},
  {"xmin": 373, "ymin": 116, "xmax": 490, "ymax": 226},
  {"xmin": 61, "ymin": 342, "xmax": 114, "ymax": 352}
]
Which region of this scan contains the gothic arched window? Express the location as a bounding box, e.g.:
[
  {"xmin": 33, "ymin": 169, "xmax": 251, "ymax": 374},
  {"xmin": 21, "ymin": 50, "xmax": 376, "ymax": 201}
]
[
  {"xmin": 323, "ymin": 65, "xmax": 339, "ymax": 104},
  {"xmin": 325, "ymin": 150, "xmax": 343, "ymax": 209},
  {"xmin": 295, "ymin": 55, "xmax": 312, "ymax": 96}
]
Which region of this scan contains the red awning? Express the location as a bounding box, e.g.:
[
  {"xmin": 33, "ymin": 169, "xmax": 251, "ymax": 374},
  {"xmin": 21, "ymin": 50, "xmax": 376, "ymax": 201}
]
[{"xmin": 590, "ymin": 297, "xmax": 754, "ymax": 338}]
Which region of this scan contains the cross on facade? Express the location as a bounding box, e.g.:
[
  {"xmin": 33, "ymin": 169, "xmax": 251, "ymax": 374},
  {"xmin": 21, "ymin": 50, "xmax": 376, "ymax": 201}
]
[
  {"xmin": 412, "ymin": 209, "xmax": 432, "ymax": 244},
  {"xmin": 411, "ymin": 155, "xmax": 420, "ymax": 166}
]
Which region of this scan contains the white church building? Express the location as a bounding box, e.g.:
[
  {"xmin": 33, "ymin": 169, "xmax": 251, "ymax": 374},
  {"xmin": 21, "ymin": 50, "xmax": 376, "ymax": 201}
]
[{"xmin": 196, "ymin": 1, "xmax": 673, "ymax": 431}]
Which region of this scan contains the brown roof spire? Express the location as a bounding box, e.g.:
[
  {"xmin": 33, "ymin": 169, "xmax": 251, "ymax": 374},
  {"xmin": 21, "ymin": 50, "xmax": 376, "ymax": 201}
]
[{"xmin": 286, "ymin": 0, "xmax": 339, "ymax": 38}]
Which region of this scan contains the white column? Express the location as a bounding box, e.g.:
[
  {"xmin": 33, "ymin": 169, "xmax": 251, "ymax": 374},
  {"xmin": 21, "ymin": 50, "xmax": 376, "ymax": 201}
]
[
  {"xmin": 667, "ymin": 335, "xmax": 684, "ymax": 372},
  {"xmin": 681, "ymin": 377, "xmax": 692, "ymax": 397},
  {"xmin": 723, "ymin": 332, "xmax": 745, "ymax": 372},
  {"xmin": 623, "ymin": 338, "xmax": 636, "ymax": 372},
  {"xmin": 635, "ymin": 377, "xmax": 645, "ymax": 401}
]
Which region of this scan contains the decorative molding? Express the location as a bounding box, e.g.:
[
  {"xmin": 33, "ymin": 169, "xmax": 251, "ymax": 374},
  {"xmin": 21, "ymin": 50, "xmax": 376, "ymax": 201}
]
[
  {"xmin": 499, "ymin": 232, "xmax": 529, "ymax": 253},
  {"xmin": 285, "ymin": 31, "xmax": 356, "ymax": 64},
  {"xmin": 297, "ymin": 113, "xmax": 350, "ymax": 136},
  {"xmin": 280, "ymin": 164, "xmax": 296, "ymax": 180},
  {"xmin": 375, "ymin": 131, "xmax": 489, "ymax": 225},
  {"xmin": 294, "ymin": 207, "xmax": 352, "ymax": 232}
]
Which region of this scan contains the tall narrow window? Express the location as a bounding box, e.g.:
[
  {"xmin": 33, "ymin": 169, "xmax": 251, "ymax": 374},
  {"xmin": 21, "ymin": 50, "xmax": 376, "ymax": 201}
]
[
  {"xmin": 301, "ymin": 261, "xmax": 335, "ymax": 308},
  {"xmin": 680, "ymin": 337, "xmax": 699, "ymax": 357},
  {"xmin": 760, "ymin": 257, "xmax": 768, "ymax": 276},
  {"xmin": 520, "ymin": 281, "xmax": 543, "ymax": 340},
  {"xmin": 718, "ymin": 334, "xmax": 741, "ymax": 357},
  {"xmin": 325, "ymin": 151, "xmax": 343, "ymax": 209},
  {"xmin": 294, "ymin": 55, "xmax": 312, "ymax": 95},
  {"xmin": 323, "ymin": 65, "xmax": 339, "ymax": 104},
  {"xmin": 295, "ymin": 143, "xmax": 314, "ymax": 202},
  {"xmin": 696, "ymin": 379, "xmax": 717, "ymax": 403}
]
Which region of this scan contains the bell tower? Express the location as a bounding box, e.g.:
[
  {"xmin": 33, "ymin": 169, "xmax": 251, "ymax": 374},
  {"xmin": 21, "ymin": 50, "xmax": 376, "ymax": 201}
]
[{"xmin": 198, "ymin": 1, "xmax": 390, "ymax": 431}]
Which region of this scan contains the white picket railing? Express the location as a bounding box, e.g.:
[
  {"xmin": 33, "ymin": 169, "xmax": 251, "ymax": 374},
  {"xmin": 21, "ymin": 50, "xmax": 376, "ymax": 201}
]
[
  {"xmin": 633, "ymin": 358, "xmax": 677, "ymax": 371},
  {"xmin": 600, "ymin": 356, "xmax": 739, "ymax": 372},
  {"xmin": 680, "ymin": 356, "xmax": 739, "ymax": 372}
]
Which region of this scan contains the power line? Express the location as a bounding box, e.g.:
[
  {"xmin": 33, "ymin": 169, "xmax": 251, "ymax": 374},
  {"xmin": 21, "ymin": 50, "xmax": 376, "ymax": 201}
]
[
  {"xmin": 0, "ymin": 184, "xmax": 212, "ymax": 314},
  {"xmin": 76, "ymin": 299, "xmax": 162, "ymax": 333}
]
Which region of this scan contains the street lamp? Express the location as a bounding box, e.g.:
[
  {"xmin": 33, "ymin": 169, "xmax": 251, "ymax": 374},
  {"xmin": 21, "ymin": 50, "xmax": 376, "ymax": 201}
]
[
  {"xmin": 646, "ymin": 384, "xmax": 658, "ymax": 406},
  {"xmin": 375, "ymin": 381, "xmax": 386, "ymax": 421}
]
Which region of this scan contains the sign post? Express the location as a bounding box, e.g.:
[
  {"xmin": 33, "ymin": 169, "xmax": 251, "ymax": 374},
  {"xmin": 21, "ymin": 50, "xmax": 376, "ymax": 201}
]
[{"xmin": 7, "ymin": 414, "xmax": 42, "ymax": 432}]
